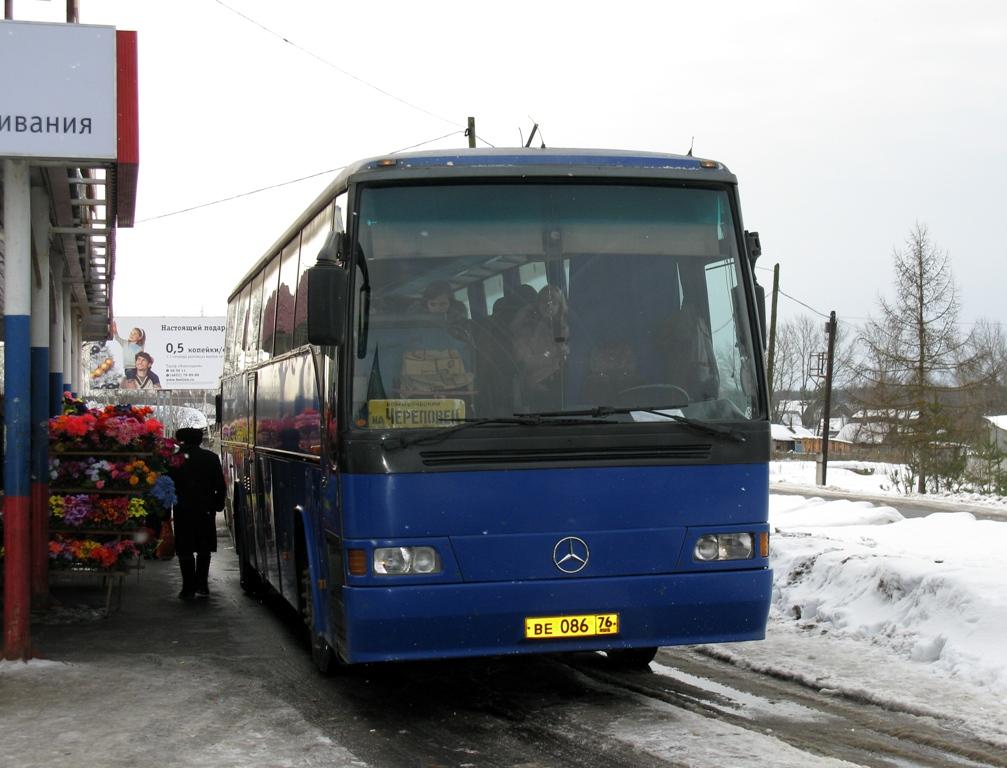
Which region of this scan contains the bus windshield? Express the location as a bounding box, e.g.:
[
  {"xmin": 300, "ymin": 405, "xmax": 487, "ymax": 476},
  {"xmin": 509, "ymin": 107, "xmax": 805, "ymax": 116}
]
[{"xmin": 350, "ymin": 183, "xmax": 761, "ymax": 430}]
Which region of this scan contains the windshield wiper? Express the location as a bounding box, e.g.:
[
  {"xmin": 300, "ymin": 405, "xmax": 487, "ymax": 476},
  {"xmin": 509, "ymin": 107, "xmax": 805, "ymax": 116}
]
[
  {"xmin": 381, "ymin": 415, "xmax": 616, "ymax": 451},
  {"xmin": 524, "ymin": 405, "xmax": 747, "ymax": 443}
]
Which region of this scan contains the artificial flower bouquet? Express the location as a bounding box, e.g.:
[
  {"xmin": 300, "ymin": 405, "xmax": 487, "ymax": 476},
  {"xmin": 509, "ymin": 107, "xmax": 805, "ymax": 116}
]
[
  {"xmin": 48, "ymin": 536, "xmax": 139, "ymax": 571},
  {"xmin": 48, "ymin": 494, "xmax": 151, "ymax": 530},
  {"xmin": 48, "ymin": 456, "xmax": 170, "ymax": 491},
  {"xmin": 49, "ymin": 394, "xmax": 183, "ymax": 458}
]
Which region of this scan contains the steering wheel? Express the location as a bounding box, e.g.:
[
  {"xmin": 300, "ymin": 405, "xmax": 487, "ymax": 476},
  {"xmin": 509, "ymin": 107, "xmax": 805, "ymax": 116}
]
[{"xmin": 612, "ymin": 384, "xmax": 690, "ymax": 407}]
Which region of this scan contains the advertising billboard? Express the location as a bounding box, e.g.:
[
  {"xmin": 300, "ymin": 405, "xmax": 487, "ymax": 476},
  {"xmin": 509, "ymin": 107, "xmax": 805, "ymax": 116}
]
[{"xmin": 86, "ymin": 317, "xmax": 226, "ymax": 391}]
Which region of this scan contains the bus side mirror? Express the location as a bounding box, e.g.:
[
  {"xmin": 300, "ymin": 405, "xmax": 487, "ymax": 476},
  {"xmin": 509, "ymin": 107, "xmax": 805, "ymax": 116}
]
[
  {"xmin": 754, "ymin": 282, "xmax": 767, "ymax": 349},
  {"xmin": 306, "ymin": 261, "xmax": 349, "ymax": 345},
  {"xmin": 745, "ymin": 230, "xmax": 766, "ymax": 347},
  {"xmin": 214, "ymin": 393, "xmax": 222, "ymax": 426},
  {"xmin": 745, "ymin": 230, "xmax": 761, "ymax": 266}
]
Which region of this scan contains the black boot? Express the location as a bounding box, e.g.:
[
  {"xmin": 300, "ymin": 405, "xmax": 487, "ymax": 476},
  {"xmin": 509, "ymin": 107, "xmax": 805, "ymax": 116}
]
[
  {"xmin": 195, "ymin": 553, "xmax": 211, "ymax": 597},
  {"xmin": 178, "ymin": 554, "xmax": 196, "ymax": 599}
]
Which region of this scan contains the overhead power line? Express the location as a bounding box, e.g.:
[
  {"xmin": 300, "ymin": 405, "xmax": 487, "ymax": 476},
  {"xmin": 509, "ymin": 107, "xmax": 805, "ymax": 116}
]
[
  {"xmin": 214, "ymin": 0, "xmax": 463, "ymax": 131},
  {"xmin": 390, "ymin": 130, "xmax": 467, "ymax": 154},
  {"xmin": 135, "ymin": 167, "xmax": 344, "ymax": 223},
  {"xmin": 135, "ymin": 130, "xmax": 469, "ymax": 223},
  {"xmin": 778, "ymin": 288, "xmax": 831, "ymax": 319}
]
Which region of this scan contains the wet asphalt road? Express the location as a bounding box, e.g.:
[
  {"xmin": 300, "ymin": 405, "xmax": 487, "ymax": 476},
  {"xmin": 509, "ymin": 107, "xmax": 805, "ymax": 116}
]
[
  {"xmin": 12, "ymin": 520, "xmax": 1005, "ymax": 768},
  {"xmin": 771, "ymin": 482, "xmax": 1007, "ymax": 522}
]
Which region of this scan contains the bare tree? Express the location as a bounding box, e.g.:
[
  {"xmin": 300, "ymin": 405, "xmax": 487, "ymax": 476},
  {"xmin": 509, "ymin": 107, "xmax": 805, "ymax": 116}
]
[
  {"xmin": 956, "ymin": 318, "xmax": 1007, "ymax": 438},
  {"xmin": 770, "ymin": 315, "xmax": 821, "ymax": 425},
  {"xmin": 771, "ymin": 313, "xmax": 857, "ymax": 429},
  {"xmin": 858, "ymin": 223, "xmax": 967, "ymax": 493},
  {"xmin": 769, "ymin": 317, "xmax": 804, "ymax": 423},
  {"xmin": 957, "ymin": 319, "xmax": 1007, "ymax": 390}
]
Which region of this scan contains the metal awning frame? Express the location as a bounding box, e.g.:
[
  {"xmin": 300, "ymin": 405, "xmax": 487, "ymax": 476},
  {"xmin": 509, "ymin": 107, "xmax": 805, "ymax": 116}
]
[{"xmin": 42, "ymin": 161, "xmax": 118, "ymax": 340}]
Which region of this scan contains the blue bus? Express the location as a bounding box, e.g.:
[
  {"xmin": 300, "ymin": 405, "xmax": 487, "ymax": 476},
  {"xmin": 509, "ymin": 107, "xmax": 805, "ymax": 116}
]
[{"xmin": 219, "ymin": 148, "xmax": 771, "ymax": 671}]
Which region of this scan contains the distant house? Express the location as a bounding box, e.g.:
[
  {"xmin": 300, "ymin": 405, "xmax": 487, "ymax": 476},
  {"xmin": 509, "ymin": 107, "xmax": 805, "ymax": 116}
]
[
  {"xmin": 984, "ymin": 415, "xmax": 1007, "ymax": 453},
  {"xmin": 835, "ymin": 421, "xmax": 888, "ymax": 446},
  {"xmin": 814, "ymin": 416, "xmax": 848, "ymax": 439},
  {"xmin": 775, "ymin": 399, "xmax": 805, "ymax": 428},
  {"xmin": 797, "ymin": 435, "xmax": 853, "ymax": 456},
  {"xmin": 850, "ymin": 409, "xmax": 920, "ymax": 428},
  {"xmin": 840, "ymin": 408, "xmax": 922, "ymax": 449},
  {"xmin": 771, "ymin": 424, "xmax": 797, "ymax": 453},
  {"xmin": 771, "ymin": 423, "xmax": 815, "ymax": 454}
]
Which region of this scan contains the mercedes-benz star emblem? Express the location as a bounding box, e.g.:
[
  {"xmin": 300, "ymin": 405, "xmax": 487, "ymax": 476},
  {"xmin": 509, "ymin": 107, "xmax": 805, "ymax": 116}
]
[{"xmin": 553, "ymin": 536, "xmax": 590, "ymax": 574}]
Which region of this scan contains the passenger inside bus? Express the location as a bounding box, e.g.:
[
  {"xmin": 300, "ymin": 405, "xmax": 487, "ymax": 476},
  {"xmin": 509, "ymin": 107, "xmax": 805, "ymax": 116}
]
[
  {"xmin": 469, "ymin": 284, "xmax": 542, "ymax": 414},
  {"xmin": 477, "ymin": 295, "xmax": 519, "ymax": 411},
  {"xmin": 511, "ymin": 285, "xmax": 569, "ymax": 410},
  {"xmin": 395, "ymin": 281, "xmax": 475, "ymax": 400},
  {"xmin": 421, "ymin": 280, "xmax": 469, "ymax": 326},
  {"xmin": 659, "ymin": 301, "xmax": 719, "ymax": 402}
]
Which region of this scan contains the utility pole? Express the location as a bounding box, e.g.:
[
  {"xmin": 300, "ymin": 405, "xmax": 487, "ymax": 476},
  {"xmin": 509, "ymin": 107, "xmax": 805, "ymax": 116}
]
[
  {"xmin": 819, "ymin": 311, "xmax": 837, "ymax": 485},
  {"xmin": 766, "ymin": 263, "xmax": 780, "ymax": 416},
  {"xmin": 466, "ymin": 117, "xmax": 476, "ymax": 149}
]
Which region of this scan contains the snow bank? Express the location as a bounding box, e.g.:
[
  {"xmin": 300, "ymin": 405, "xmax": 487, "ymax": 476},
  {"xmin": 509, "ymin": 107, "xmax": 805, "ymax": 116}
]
[{"xmin": 769, "ymin": 495, "xmax": 1007, "ymax": 695}]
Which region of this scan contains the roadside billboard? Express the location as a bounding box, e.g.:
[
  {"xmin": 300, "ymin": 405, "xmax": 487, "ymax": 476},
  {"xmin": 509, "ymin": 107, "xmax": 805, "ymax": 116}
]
[{"xmin": 87, "ymin": 317, "xmax": 226, "ymax": 391}]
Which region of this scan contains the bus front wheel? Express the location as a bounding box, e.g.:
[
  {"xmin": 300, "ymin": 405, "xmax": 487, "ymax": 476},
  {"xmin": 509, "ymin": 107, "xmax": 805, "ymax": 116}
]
[{"xmin": 300, "ymin": 566, "xmax": 339, "ymax": 675}]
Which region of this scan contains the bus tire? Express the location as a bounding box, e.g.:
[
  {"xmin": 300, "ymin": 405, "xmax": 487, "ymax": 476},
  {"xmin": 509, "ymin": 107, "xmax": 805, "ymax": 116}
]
[
  {"xmin": 300, "ymin": 565, "xmax": 339, "ymax": 675},
  {"xmin": 606, "ymin": 647, "xmax": 658, "ymax": 670}
]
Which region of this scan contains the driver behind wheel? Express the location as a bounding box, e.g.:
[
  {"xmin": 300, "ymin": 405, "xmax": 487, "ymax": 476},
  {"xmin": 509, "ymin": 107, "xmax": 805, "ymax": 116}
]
[{"xmin": 581, "ymin": 340, "xmax": 642, "ymax": 405}]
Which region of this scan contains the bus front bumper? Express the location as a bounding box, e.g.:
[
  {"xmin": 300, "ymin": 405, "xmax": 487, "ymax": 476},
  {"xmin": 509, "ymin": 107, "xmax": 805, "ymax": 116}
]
[{"xmin": 336, "ymin": 568, "xmax": 773, "ymax": 664}]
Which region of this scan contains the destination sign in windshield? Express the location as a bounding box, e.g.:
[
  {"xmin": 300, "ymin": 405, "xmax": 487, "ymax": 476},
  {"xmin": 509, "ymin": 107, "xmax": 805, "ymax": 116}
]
[{"xmin": 367, "ymin": 399, "xmax": 466, "ymax": 429}]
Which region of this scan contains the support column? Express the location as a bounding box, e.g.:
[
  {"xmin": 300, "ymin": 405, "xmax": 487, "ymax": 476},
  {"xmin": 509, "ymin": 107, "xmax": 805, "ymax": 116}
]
[
  {"xmin": 3, "ymin": 158, "xmax": 33, "ymax": 660},
  {"xmin": 62, "ymin": 282, "xmax": 73, "ymax": 398},
  {"xmin": 71, "ymin": 315, "xmax": 81, "ymax": 395},
  {"xmin": 50, "ymin": 260, "xmax": 65, "ymax": 416},
  {"xmin": 30, "ymin": 185, "xmax": 52, "ymax": 604}
]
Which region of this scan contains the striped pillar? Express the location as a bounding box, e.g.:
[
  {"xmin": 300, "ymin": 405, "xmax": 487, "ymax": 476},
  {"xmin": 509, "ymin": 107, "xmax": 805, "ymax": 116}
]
[
  {"xmin": 62, "ymin": 281, "xmax": 73, "ymax": 399},
  {"xmin": 71, "ymin": 317, "xmax": 82, "ymax": 396},
  {"xmin": 50, "ymin": 259, "xmax": 64, "ymax": 417},
  {"xmin": 3, "ymin": 158, "xmax": 33, "ymax": 660},
  {"xmin": 30, "ymin": 185, "xmax": 52, "ymax": 603}
]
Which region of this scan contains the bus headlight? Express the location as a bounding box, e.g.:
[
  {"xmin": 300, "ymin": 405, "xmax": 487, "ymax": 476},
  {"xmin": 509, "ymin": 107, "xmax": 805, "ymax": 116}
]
[
  {"xmin": 373, "ymin": 546, "xmax": 442, "ymax": 575},
  {"xmin": 693, "ymin": 533, "xmax": 754, "ymax": 562}
]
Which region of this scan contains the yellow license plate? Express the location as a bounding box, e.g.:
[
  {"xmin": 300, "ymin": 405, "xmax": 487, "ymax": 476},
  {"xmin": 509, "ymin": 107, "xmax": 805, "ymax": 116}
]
[{"xmin": 524, "ymin": 613, "xmax": 619, "ymax": 640}]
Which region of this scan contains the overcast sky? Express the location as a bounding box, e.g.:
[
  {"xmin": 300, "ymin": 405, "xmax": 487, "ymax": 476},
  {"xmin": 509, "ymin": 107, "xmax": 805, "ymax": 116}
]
[{"xmin": 18, "ymin": 0, "xmax": 1007, "ymax": 332}]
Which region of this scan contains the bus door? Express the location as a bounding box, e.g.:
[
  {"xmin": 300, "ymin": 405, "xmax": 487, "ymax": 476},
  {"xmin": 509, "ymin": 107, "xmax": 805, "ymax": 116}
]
[
  {"xmin": 243, "ymin": 371, "xmax": 271, "ymax": 586},
  {"xmin": 256, "ymin": 453, "xmax": 279, "ymax": 591}
]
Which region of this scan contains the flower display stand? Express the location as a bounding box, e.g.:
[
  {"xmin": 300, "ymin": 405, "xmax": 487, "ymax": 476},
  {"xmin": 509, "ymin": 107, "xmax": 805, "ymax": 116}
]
[
  {"xmin": 47, "ymin": 396, "xmax": 180, "ymax": 614},
  {"xmin": 47, "ymin": 529, "xmax": 137, "ymax": 615},
  {"xmin": 48, "ymin": 462, "xmax": 154, "ymax": 615}
]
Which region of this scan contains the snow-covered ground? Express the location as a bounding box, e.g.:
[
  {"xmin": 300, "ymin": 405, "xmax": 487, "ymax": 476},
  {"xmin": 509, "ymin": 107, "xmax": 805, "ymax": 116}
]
[
  {"xmin": 697, "ymin": 459, "xmax": 1007, "ymax": 746},
  {"xmin": 771, "ymin": 457, "xmax": 1007, "ymax": 509}
]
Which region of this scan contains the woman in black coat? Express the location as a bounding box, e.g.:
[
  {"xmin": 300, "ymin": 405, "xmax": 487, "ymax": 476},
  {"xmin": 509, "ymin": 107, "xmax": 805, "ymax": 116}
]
[{"xmin": 169, "ymin": 428, "xmax": 226, "ymax": 599}]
